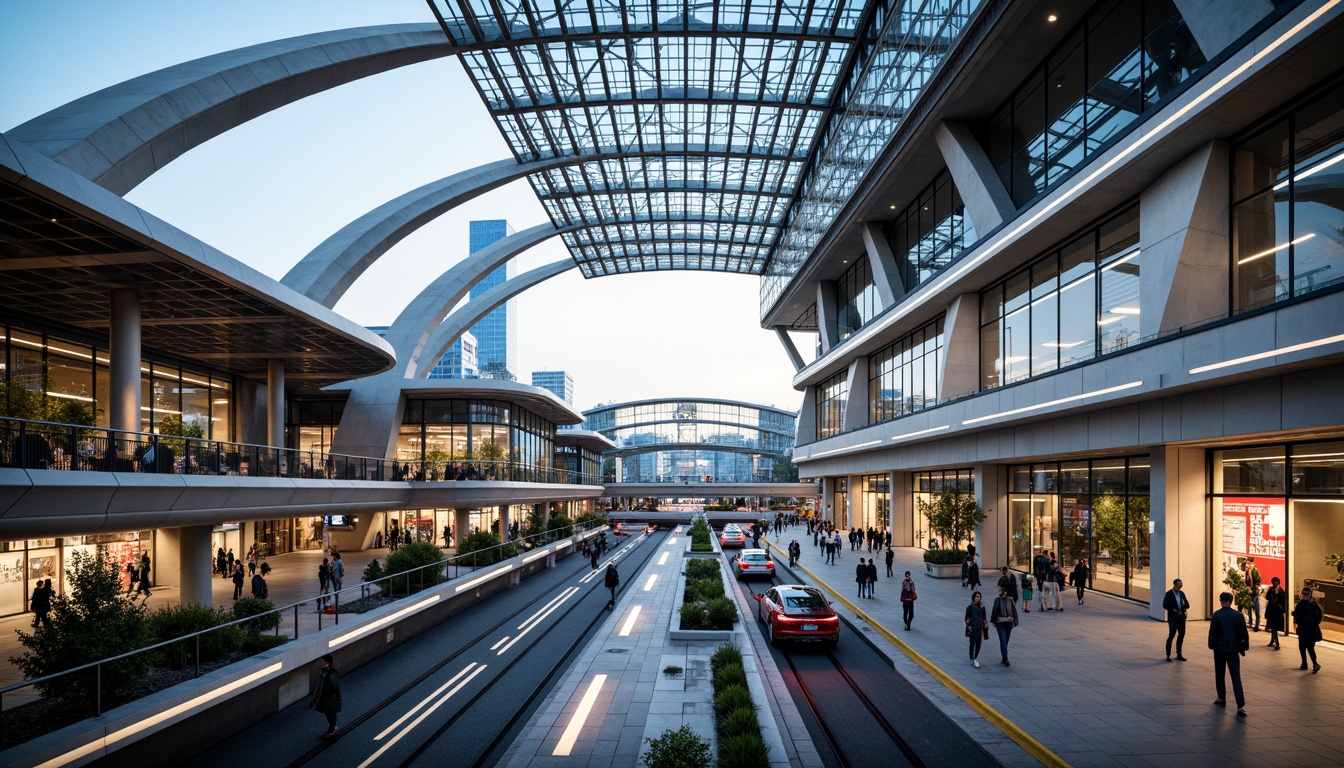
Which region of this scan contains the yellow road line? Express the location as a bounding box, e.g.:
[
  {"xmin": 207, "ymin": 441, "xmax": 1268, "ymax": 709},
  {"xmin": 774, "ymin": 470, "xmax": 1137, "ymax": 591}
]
[{"xmin": 763, "ymin": 539, "xmax": 1069, "ymax": 768}]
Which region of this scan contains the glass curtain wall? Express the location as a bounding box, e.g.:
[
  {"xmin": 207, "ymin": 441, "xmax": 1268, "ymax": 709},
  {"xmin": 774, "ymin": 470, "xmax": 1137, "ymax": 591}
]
[
  {"xmin": 398, "ymin": 398, "xmax": 556, "ymax": 477},
  {"xmin": 980, "ymin": 204, "xmax": 1139, "ymax": 389},
  {"xmin": 981, "ymin": 0, "xmax": 1209, "ymax": 208},
  {"xmin": 886, "ymin": 169, "xmax": 977, "ymax": 290},
  {"xmin": 1231, "ymin": 79, "xmax": 1344, "ymax": 312},
  {"xmin": 858, "ymin": 473, "xmax": 891, "ymax": 533},
  {"xmin": 912, "ymin": 468, "xmax": 974, "ymax": 549},
  {"xmin": 0, "ymin": 322, "xmax": 232, "ymax": 439},
  {"xmin": 815, "ymin": 371, "xmax": 848, "ymax": 440},
  {"xmin": 836, "ymin": 256, "xmax": 879, "ymax": 340},
  {"xmin": 869, "ymin": 317, "xmax": 944, "ymax": 423},
  {"xmin": 1008, "ymin": 456, "xmax": 1150, "ymax": 600},
  {"xmin": 1211, "ymin": 440, "xmax": 1344, "ymax": 643}
]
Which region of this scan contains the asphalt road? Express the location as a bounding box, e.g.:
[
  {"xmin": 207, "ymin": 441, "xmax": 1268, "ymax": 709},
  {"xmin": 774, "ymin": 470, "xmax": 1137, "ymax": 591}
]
[
  {"xmin": 166, "ymin": 530, "xmax": 662, "ymax": 768},
  {"xmin": 727, "ymin": 542, "xmax": 1001, "ymax": 768}
]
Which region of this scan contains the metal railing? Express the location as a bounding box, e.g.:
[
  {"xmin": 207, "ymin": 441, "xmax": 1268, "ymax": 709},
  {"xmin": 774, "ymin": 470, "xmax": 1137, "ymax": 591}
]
[
  {"xmin": 0, "ymin": 519, "xmax": 606, "ymax": 747},
  {"xmin": 0, "ymin": 417, "xmax": 604, "ymax": 485}
]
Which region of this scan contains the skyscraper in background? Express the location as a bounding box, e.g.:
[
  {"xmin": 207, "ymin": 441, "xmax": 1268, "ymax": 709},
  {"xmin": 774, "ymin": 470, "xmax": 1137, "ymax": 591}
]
[
  {"xmin": 531, "ymin": 370, "xmax": 574, "ymax": 404},
  {"xmin": 427, "ymin": 219, "xmax": 516, "ymax": 380}
]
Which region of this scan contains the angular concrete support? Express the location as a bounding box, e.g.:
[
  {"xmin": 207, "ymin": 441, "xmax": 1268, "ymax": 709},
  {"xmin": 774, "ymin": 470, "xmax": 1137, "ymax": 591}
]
[
  {"xmin": 935, "ymin": 121, "xmax": 1015, "ymax": 236},
  {"xmin": 795, "ymin": 385, "xmax": 818, "ymax": 446},
  {"xmin": 326, "ymin": 373, "xmax": 405, "ymax": 460},
  {"xmin": 1173, "ymin": 0, "xmax": 1273, "ymax": 57},
  {"xmin": 816, "ymin": 280, "xmax": 840, "ymax": 353},
  {"xmin": 1150, "ymin": 446, "xmax": 1211, "ymax": 621},
  {"xmin": 267, "ymin": 360, "xmax": 285, "ymax": 448},
  {"xmin": 840, "ymin": 359, "xmax": 867, "ymax": 433},
  {"xmin": 860, "ymin": 222, "xmax": 904, "ymax": 307},
  {"xmin": 177, "ymin": 525, "xmax": 214, "ymax": 607},
  {"xmin": 1140, "ymin": 141, "xmax": 1230, "ymax": 338},
  {"xmin": 5, "ymin": 24, "xmax": 452, "ymax": 194},
  {"xmin": 773, "ymin": 326, "xmax": 806, "ymax": 372},
  {"xmin": 382, "ymin": 224, "xmax": 565, "ymax": 378},
  {"xmin": 415, "ymin": 259, "xmax": 574, "ymax": 378},
  {"xmin": 108, "ymin": 289, "xmax": 141, "ymax": 435},
  {"xmin": 939, "ymin": 293, "xmax": 981, "ymax": 401},
  {"xmin": 282, "ymin": 156, "xmax": 584, "ymax": 308}
]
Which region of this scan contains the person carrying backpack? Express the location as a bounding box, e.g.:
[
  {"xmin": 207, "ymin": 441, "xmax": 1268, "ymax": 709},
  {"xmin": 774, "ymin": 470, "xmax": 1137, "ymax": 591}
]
[{"xmin": 603, "ymin": 563, "xmax": 620, "ymax": 611}]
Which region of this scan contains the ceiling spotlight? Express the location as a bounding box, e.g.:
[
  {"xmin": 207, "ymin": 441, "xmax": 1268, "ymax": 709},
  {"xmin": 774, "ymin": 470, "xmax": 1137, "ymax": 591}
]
[
  {"xmin": 1047, "ymin": 13, "xmax": 1057, "ymax": 22},
  {"xmin": 889, "ymin": 204, "xmax": 896, "ymax": 209}
]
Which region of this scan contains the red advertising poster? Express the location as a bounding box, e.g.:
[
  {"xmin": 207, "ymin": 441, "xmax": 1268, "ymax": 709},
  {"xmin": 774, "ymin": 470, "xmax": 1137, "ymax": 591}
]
[{"xmin": 1221, "ymin": 497, "xmax": 1286, "ymax": 589}]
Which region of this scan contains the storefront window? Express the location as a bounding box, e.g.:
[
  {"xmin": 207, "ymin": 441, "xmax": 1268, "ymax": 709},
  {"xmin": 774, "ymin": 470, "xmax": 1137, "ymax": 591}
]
[
  {"xmin": 912, "ymin": 468, "xmax": 974, "ymax": 550},
  {"xmin": 858, "ymin": 474, "xmax": 890, "ymax": 532}
]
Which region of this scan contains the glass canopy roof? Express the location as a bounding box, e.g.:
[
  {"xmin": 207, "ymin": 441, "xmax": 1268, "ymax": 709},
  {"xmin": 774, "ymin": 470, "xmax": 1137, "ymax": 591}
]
[{"xmin": 427, "ymin": 0, "xmax": 979, "ymax": 283}]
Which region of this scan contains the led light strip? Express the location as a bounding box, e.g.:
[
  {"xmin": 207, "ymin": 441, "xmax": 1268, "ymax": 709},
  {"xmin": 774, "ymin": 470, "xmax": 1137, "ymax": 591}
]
[
  {"xmin": 643, "ymin": 574, "xmax": 658, "ymax": 591},
  {"xmin": 1236, "ymin": 233, "xmax": 1316, "ymax": 265},
  {"xmin": 809, "ymin": 439, "xmax": 882, "ymax": 458},
  {"xmin": 42, "ymin": 663, "xmax": 284, "ymax": 768},
  {"xmin": 329, "ymin": 595, "xmax": 441, "ymax": 649},
  {"xmin": 890, "ymin": 425, "xmax": 950, "ymax": 443},
  {"xmin": 357, "ymin": 664, "xmax": 487, "ymax": 768},
  {"xmin": 522, "ymin": 547, "xmax": 553, "ymax": 563},
  {"xmin": 552, "ymin": 674, "xmax": 608, "ymax": 756},
  {"xmin": 962, "ymin": 381, "xmax": 1144, "ymax": 426},
  {"xmin": 797, "ymin": 0, "xmax": 1342, "ymax": 382},
  {"xmin": 453, "ymin": 563, "xmax": 514, "ymax": 593},
  {"xmin": 657, "ymin": 551, "xmax": 670, "ymax": 565},
  {"xmin": 1189, "ymin": 333, "xmax": 1344, "ymax": 374},
  {"xmin": 618, "ymin": 605, "xmax": 642, "ymax": 636}
]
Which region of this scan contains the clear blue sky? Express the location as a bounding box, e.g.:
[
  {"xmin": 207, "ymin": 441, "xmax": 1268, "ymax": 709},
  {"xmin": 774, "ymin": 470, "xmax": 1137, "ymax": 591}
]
[{"xmin": 0, "ymin": 0, "xmax": 809, "ymax": 413}]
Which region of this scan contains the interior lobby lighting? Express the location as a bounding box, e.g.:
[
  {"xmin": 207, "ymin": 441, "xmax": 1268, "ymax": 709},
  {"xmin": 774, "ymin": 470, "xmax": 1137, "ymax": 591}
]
[
  {"xmin": 1237, "ymin": 233, "xmax": 1316, "ymax": 265},
  {"xmin": 553, "ymin": 674, "xmax": 608, "ymax": 756},
  {"xmin": 618, "ymin": 605, "xmax": 642, "ymax": 636},
  {"xmin": 962, "ymin": 381, "xmax": 1144, "ymax": 425},
  {"xmin": 329, "ymin": 595, "xmax": 440, "ymax": 648},
  {"xmin": 1047, "ymin": 14, "xmax": 1058, "ymax": 22},
  {"xmin": 1274, "ymin": 151, "xmax": 1344, "ymax": 190},
  {"xmin": 1188, "ymin": 333, "xmax": 1344, "ymax": 374}
]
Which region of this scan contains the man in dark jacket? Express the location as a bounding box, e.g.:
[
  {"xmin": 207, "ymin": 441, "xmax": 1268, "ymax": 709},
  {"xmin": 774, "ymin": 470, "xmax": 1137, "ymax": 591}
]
[
  {"xmin": 997, "ymin": 567, "xmax": 1018, "ymax": 603},
  {"xmin": 308, "ymin": 654, "xmax": 341, "ymax": 737},
  {"xmin": 1208, "ymin": 591, "xmax": 1250, "ymax": 715},
  {"xmin": 1163, "ymin": 578, "xmax": 1190, "ymax": 661},
  {"xmin": 604, "ymin": 563, "xmax": 619, "ymax": 610}
]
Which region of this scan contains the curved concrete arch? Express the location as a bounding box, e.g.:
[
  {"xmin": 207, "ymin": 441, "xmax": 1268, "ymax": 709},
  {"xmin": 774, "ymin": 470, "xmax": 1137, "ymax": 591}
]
[
  {"xmin": 5, "ymin": 24, "xmax": 450, "ymax": 194},
  {"xmin": 382, "ymin": 223, "xmax": 570, "ymax": 375},
  {"xmin": 415, "ymin": 259, "xmax": 575, "ymax": 378},
  {"xmin": 608, "ymin": 443, "xmax": 790, "ymax": 460}
]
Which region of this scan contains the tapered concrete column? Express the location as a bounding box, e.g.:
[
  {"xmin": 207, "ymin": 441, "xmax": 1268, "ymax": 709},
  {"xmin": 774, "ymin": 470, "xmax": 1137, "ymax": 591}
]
[
  {"xmin": 939, "ymin": 293, "xmax": 981, "ymax": 401},
  {"xmin": 935, "ymin": 121, "xmax": 1015, "ymax": 235},
  {"xmin": 861, "ymin": 222, "xmax": 904, "ymax": 307},
  {"xmin": 1173, "ymin": 0, "xmax": 1273, "ymax": 57},
  {"xmin": 817, "ymin": 281, "xmax": 840, "ymax": 353},
  {"xmin": 108, "ymin": 290, "xmax": 141, "ymax": 434},
  {"xmin": 178, "ymin": 525, "xmax": 214, "ymax": 607},
  {"xmin": 796, "ymin": 386, "xmax": 818, "ymax": 445},
  {"xmin": 890, "ymin": 471, "xmax": 912, "ymax": 547},
  {"xmin": 840, "ymin": 359, "xmax": 867, "ymax": 432},
  {"xmin": 454, "ymin": 508, "xmax": 471, "ymax": 543},
  {"xmin": 267, "ymin": 360, "xmax": 285, "ymax": 447},
  {"xmin": 773, "ymin": 327, "xmax": 806, "ymax": 372}
]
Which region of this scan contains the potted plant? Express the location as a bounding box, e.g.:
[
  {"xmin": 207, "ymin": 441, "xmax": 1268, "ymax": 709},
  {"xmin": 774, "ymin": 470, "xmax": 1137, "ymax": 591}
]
[{"xmin": 918, "ymin": 490, "xmax": 985, "ymax": 577}]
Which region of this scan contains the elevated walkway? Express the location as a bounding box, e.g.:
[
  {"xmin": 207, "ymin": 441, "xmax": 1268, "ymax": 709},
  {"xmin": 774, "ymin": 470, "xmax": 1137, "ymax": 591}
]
[{"xmin": 605, "ymin": 481, "xmax": 818, "ymax": 498}]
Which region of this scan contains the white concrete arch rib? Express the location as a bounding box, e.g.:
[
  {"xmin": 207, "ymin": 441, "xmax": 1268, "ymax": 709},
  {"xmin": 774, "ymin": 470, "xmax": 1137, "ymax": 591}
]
[
  {"xmin": 5, "ymin": 24, "xmax": 450, "ymax": 195},
  {"xmin": 415, "ymin": 259, "xmax": 575, "ymax": 379}
]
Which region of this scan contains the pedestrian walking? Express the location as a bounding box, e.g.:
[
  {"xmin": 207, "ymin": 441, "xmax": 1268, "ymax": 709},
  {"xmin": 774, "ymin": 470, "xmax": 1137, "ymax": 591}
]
[
  {"xmin": 1047, "ymin": 560, "xmax": 1064, "ymax": 611},
  {"xmin": 788, "ymin": 540, "xmax": 800, "ymax": 567},
  {"xmin": 990, "ymin": 585, "xmax": 1019, "ymax": 666},
  {"xmin": 900, "ymin": 571, "xmax": 917, "ymax": 630},
  {"xmin": 856, "ymin": 558, "xmax": 868, "ymax": 599},
  {"xmin": 251, "ymin": 570, "xmax": 269, "ymax": 600},
  {"xmin": 1243, "ymin": 558, "xmax": 1262, "ymax": 631},
  {"xmin": 231, "ymin": 561, "xmax": 245, "ymax": 600},
  {"xmin": 308, "ymin": 654, "xmax": 341, "ymax": 737},
  {"xmin": 1070, "ymin": 557, "xmax": 1090, "ymax": 604},
  {"xmin": 137, "ymin": 555, "xmax": 152, "ymax": 597},
  {"xmin": 126, "ymin": 561, "xmax": 137, "ymax": 593},
  {"xmin": 996, "ymin": 566, "xmax": 1018, "ymax": 605},
  {"xmin": 603, "ymin": 562, "xmax": 620, "ymax": 610},
  {"xmin": 1209, "ymin": 591, "xmax": 1249, "ymax": 715},
  {"xmin": 248, "ymin": 550, "xmax": 257, "ymax": 577},
  {"xmin": 1264, "ymin": 577, "xmax": 1287, "ymax": 650},
  {"xmin": 589, "ymin": 546, "xmax": 599, "ymax": 570},
  {"xmin": 967, "ymin": 554, "xmax": 980, "ymax": 589},
  {"xmin": 29, "ymin": 579, "xmax": 52, "ymax": 629},
  {"xmin": 965, "ymin": 591, "xmax": 988, "ymax": 668},
  {"xmin": 331, "ymin": 551, "xmax": 345, "ymax": 594},
  {"xmin": 1292, "ymin": 586, "xmax": 1323, "ymax": 673},
  {"xmin": 961, "ymin": 554, "xmax": 971, "ymax": 588},
  {"xmin": 833, "ymin": 532, "xmax": 843, "ymax": 560},
  {"xmin": 885, "ymin": 548, "xmax": 894, "ymax": 578},
  {"xmin": 1163, "ymin": 577, "xmax": 1190, "ymax": 661},
  {"xmin": 216, "ymin": 547, "xmax": 227, "ymax": 577},
  {"xmin": 318, "ymin": 557, "xmax": 331, "ymax": 608}
]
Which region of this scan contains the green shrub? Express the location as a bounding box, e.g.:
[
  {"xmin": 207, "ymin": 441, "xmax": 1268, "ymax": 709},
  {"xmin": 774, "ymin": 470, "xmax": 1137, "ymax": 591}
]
[
  {"xmin": 362, "ymin": 558, "xmax": 383, "ymax": 583},
  {"xmin": 9, "ymin": 550, "xmax": 151, "ymax": 706},
  {"xmin": 685, "ymin": 559, "xmax": 720, "ymax": 580},
  {"xmin": 712, "ymin": 661, "xmax": 746, "ymax": 693},
  {"xmin": 454, "ymin": 532, "xmax": 515, "ymax": 568},
  {"xmin": 717, "ymin": 733, "xmax": 770, "ymax": 768},
  {"xmin": 383, "ymin": 540, "xmax": 449, "ymax": 595},
  {"xmin": 574, "ymin": 512, "xmax": 608, "ymax": 532},
  {"xmin": 547, "ymin": 514, "xmax": 575, "ymax": 538},
  {"xmin": 147, "ymin": 604, "xmax": 242, "ymax": 666},
  {"xmin": 714, "ymin": 684, "xmax": 753, "ymax": 719},
  {"xmin": 680, "ymin": 602, "xmax": 705, "ymax": 629},
  {"xmin": 232, "ymin": 597, "xmax": 280, "ymax": 634},
  {"xmin": 241, "ymin": 633, "xmax": 289, "ymax": 654},
  {"xmin": 641, "ymin": 725, "xmax": 711, "ymax": 768},
  {"xmin": 707, "ymin": 597, "xmax": 737, "ymax": 628},
  {"xmin": 922, "ymin": 548, "xmax": 965, "ymax": 565},
  {"xmin": 720, "ymin": 707, "xmax": 761, "ymax": 740},
  {"xmin": 692, "ymin": 579, "xmax": 725, "ymax": 602},
  {"xmin": 710, "ymin": 643, "xmax": 743, "ymax": 673}
]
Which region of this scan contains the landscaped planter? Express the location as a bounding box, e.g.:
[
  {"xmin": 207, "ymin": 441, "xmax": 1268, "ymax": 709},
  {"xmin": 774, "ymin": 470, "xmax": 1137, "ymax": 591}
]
[
  {"xmin": 924, "ymin": 562, "xmax": 962, "ymax": 578},
  {"xmin": 671, "ymin": 556, "xmax": 737, "ymax": 641}
]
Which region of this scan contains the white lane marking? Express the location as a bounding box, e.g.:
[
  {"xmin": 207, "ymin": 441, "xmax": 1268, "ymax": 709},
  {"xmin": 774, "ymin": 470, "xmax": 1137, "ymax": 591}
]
[
  {"xmin": 552, "ymin": 674, "xmax": 608, "ymax": 756},
  {"xmin": 519, "ymin": 587, "xmax": 578, "ymax": 630},
  {"xmin": 374, "ymin": 663, "xmax": 478, "ymax": 741},
  {"xmin": 643, "ymin": 574, "xmax": 658, "ymax": 592},
  {"xmin": 618, "ymin": 605, "xmax": 642, "ymax": 636},
  {"xmin": 489, "ymin": 636, "xmax": 510, "ymax": 651},
  {"xmin": 657, "ymin": 552, "xmax": 669, "ymax": 566},
  {"xmin": 357, "ymin": 664, "xmax": 488, "ymax": 768},
  {"xmin": 497, "ymin": 588, "xmax": 580, "ymax": 656}
]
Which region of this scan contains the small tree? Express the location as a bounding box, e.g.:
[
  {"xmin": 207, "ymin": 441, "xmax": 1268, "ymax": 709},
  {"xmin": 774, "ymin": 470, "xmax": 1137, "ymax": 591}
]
[
  {"xmin": 10, "ymin": 550, "xmax": 151, "ymax": 707},
  {"xmin": 1092, "ymin": 491, "xmax": 1132, "ymax": 577},
  {"xmin": 641, "ymin": 725, "xmax": 712, "ymax": 768},
  {"xmin": 383, "ymin": 540, "xmax": 448, "ymax": 595},
  {"xmin": 455, "ymin": 531, "xmax": 516, "ymax": 567},
  {"xmin": 918, "ymin": 489, "xmax": 985, "ymax": 550},
  {"xmin": 1224, "ymin": 564, "xmax": 1252, "ymax": 614}
]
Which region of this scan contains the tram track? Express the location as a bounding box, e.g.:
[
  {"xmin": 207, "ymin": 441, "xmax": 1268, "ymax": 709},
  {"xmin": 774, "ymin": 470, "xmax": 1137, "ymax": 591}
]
[{"xmin": 281, "ymin": 529, "xmax": 660, "ymax": 768}]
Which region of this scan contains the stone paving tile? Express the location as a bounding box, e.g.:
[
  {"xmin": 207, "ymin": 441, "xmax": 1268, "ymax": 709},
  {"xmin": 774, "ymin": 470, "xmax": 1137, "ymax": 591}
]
[{"xmin": 763, "ymin": 537, "xmax": 1344, "ymax": 768}]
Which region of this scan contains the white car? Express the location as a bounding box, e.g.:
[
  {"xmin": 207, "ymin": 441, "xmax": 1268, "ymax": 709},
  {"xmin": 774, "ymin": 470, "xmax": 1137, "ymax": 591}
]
[{"xmin": 735, "ymin": 548, "xmax": 775, "ymax": 580}]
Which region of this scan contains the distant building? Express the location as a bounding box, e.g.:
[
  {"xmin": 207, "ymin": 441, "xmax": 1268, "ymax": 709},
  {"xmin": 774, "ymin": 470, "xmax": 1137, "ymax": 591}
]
[
  {"xmin": 428, "ymin": 331, "xmax": 478, "ymax": 380},
  {"xmin": 430, "ymin": 220, "xmax": 517, "ymax": 379},
  {"xmin": 531, "ymin": 370, "xmax": 574, "ymax": 404}
]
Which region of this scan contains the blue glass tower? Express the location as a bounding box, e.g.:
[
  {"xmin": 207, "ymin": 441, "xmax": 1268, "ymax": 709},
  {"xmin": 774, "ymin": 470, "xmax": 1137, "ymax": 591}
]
[{"xmin": 427, "ymin": 220, "xmax": 516, "ymax": 379}]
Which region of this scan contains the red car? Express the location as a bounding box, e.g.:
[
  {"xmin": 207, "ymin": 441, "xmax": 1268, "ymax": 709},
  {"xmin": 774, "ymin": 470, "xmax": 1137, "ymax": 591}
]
[
  {"xmin": 755, "ymin": 585, "xmax": 840, "ymax": 646},
  {"xmin": 719, "ymin": 526, "xmax": 746, "ymax": 548}
]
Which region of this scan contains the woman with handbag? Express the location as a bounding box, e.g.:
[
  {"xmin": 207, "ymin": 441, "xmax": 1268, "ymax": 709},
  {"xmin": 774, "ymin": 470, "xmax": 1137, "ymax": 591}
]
[
  {"xmin": 900, "ymin": 571, "xmax": 917, "ymax": 630},
  {"xmin": 1264, "ymin": 577, "xmax": 1287, "ymax": 649},
  {"xmin": 990, "ymin": 585, "xmax": 1020, "ymax": 666},
  {"xmin": 965, "ymin": 591, "xmax": 988, "ymax": 668}
]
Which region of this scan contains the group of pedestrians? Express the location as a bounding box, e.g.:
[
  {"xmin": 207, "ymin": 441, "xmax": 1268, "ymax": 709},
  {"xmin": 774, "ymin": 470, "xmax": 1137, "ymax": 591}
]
[{"xmin": 853, "ymin": 558, "xmax": 880, "ymax": 598}]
